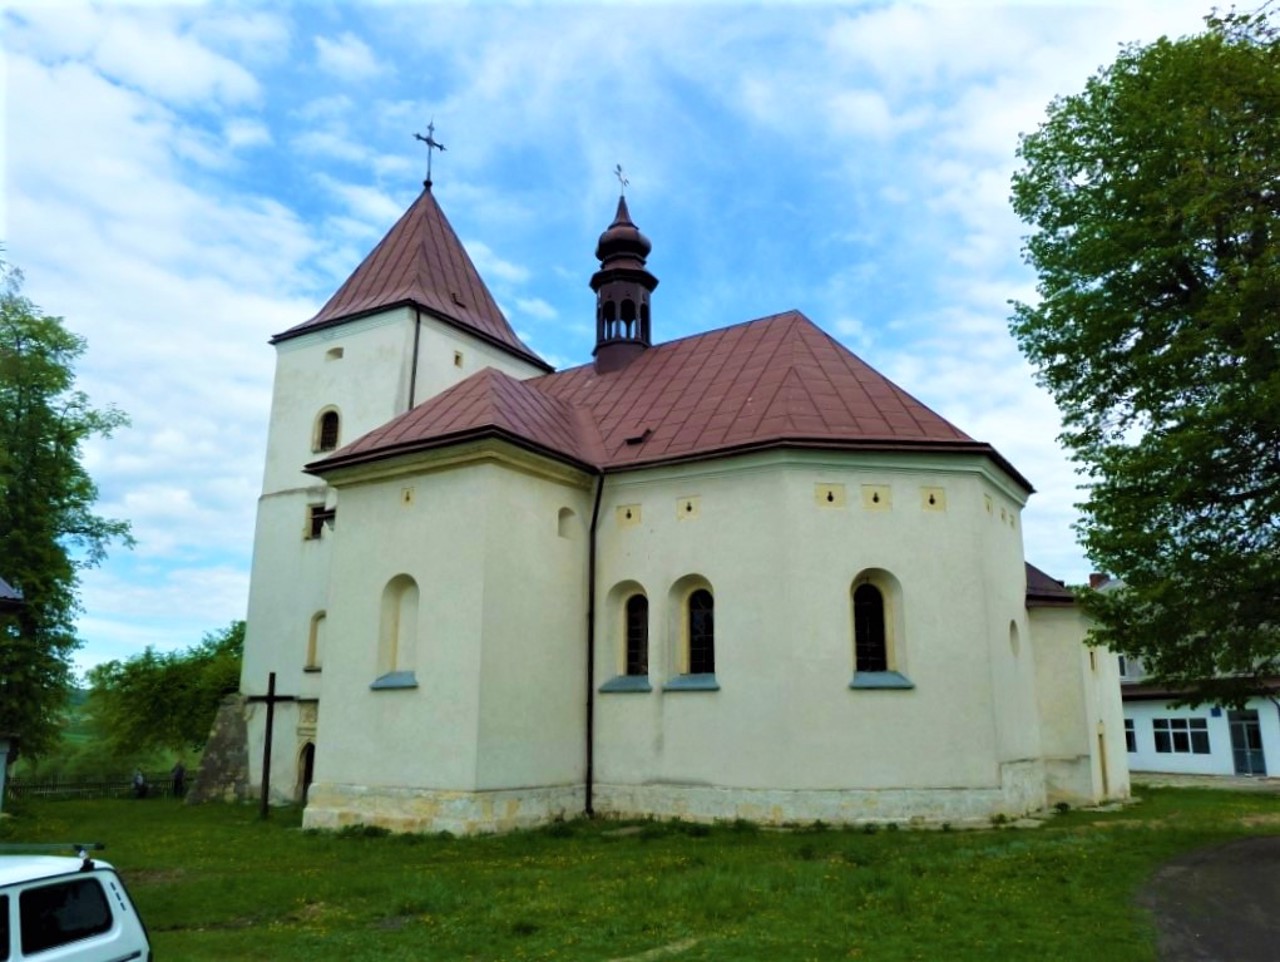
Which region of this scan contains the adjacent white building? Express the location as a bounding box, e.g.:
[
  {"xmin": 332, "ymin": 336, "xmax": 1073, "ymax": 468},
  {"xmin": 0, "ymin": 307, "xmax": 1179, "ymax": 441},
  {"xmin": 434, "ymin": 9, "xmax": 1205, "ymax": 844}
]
[
  {"xmin": 238, "ymin": 180, "xmax": 1129, "ymax": 834},
  {"xmin": 1119, "ymin": 656, "xmax": 1277, "ymax": 777}
]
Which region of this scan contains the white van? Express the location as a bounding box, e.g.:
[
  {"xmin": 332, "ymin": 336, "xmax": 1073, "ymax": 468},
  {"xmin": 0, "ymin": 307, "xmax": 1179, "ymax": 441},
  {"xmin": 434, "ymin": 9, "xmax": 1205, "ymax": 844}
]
[{"xmin": 0, "ymin": 849, "xmax": 152, "ymax": 961}]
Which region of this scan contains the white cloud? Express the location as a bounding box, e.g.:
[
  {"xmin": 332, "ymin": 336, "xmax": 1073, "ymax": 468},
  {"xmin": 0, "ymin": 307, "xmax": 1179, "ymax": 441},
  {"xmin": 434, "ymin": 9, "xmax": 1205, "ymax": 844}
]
[
  {"xmin": 224, "ymin": 117, "xmax": 272, "ymax": 150},
  {"xmin": 467, "ymin": 240, "xmax": 531, "ymax": 285},
  {"xmin": 514, "ymin": 297, "xmax": 558, "ymax": 321},
  {"xmin": 316, "ymin": 175, "xmax": 402, "ymax": 225},
  {"xmin": 314, "ymin": 31, "xmax": 381, "ymax": 81}
]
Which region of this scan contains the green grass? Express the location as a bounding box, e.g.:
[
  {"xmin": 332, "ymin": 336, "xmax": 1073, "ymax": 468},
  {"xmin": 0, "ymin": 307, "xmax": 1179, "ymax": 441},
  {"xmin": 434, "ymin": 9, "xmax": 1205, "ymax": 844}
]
[{"xmin": 3, "ymin": 787, "xmax": 1277, "ymax": 961}]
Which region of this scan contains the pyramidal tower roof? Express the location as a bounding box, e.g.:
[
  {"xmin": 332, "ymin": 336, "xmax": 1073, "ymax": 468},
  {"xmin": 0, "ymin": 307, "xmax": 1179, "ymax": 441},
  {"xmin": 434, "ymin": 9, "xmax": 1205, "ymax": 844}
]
[{"xmin": 273, "ymin": 187, "xmax": 550, "ymax": 371}]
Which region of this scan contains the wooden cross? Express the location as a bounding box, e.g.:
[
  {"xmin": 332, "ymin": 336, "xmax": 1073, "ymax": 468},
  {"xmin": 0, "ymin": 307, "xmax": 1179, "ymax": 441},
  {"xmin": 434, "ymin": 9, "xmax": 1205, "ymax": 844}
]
[
  {"xmin": 247, "ymin": 672, "xmax": 296, "ymax": 820},
  {"xmin": 414, "ymin": 120, "xmax": 447, "ymax": 187}
]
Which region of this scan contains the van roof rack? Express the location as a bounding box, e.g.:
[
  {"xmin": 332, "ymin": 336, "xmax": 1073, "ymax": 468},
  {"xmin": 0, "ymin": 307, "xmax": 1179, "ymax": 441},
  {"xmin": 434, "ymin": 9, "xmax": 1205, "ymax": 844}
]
[{"xmin": 0, "ymin": 842, "xmax": 105, "ymax": 870}]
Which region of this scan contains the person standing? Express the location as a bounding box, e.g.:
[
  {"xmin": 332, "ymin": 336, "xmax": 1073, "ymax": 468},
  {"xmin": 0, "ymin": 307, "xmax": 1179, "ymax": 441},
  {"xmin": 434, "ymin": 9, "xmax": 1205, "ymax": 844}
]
[{"xmin": 171, "ymin": 760, "xmax": 186, "ymax": 799}]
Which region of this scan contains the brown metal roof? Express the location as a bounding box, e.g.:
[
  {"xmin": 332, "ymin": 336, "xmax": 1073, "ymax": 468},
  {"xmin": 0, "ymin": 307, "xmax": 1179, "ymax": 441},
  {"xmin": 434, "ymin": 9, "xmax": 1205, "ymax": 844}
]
[
  {"xmin": 273, "ymin": 187, "xmax": 550, "ymax": 371},
  {"xmin": 313, "ymin": 310, "xmax": 1033, "ymax": 491},
  {"xmin": 320, "ymin": 367, "xmax": 604, "ymax": 472},
  {"xmin": 1025, "ymin": 562, "xmax": 1076, "ymax": 607}
]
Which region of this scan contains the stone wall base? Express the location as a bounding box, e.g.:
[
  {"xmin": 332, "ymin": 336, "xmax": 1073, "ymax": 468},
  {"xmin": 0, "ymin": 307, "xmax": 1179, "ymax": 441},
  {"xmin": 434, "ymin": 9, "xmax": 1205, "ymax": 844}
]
[
  {"xmin": 303, "ymin": 761, "xmax": 1048, "ymax": 834},
  {"xmin": 596, "ymin": 760, "xmax": 1047, "ymax": 827},
  {"xmin": 302, "ymin": 782, "xmax": 583, "ymax": 835}
]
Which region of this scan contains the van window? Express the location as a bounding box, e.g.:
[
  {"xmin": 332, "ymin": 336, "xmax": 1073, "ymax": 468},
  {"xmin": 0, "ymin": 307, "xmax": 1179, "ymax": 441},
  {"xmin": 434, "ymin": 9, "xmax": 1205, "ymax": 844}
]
[
  {"xmin": 1, "ymin": 894, "xmax": 9, "ymax": 961},
  {"xmin": 20, "ymin": 878, "xmax": 113, "ymax": 954}
]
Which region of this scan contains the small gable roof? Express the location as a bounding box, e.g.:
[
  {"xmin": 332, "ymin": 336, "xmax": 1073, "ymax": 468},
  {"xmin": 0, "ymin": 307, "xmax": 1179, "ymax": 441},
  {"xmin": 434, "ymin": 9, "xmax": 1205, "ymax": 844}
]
[
  {"xmin": 313, "ymin": 310, "xmax": 1031, "ymax": 490},
  {"xmin": 1025, "ymin": 563, "xmax": 1076, "ymax": 607},
  {"xmin": 274, "ymin": 188, "xmax": 550, "ymax": 371},
  {"xmin": 328, "ymin": 367, "xmax": 604, "ymax": 471}
]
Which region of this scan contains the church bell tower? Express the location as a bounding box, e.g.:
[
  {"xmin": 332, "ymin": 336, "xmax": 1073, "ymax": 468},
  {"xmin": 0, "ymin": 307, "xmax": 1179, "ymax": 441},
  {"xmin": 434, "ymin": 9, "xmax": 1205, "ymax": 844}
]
[{"xmin": 590, "ymin": 195, "xmax": 658, "ymax": 374}]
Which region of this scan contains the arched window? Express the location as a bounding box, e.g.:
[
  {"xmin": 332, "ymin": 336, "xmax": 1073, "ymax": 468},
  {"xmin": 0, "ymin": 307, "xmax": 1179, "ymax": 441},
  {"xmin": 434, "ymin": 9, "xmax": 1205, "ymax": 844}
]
[
  {"xmin": 621, "ymin": 299, "xmax": 637, "ymax": 339},
  {"xmin": 853, "ymin": 584, "xmax": 887, "ymax": 672},
  {"xmin": 850, "ymin": 570, "xmax": 913, "ymax": 689},
  {"xmin": 625, "ymin": 594, "xmax": 648, "ymax": 676},
  {"xmin": 315, "ymin": 409, "xmax": 340, "ymax": 452},
  {"xmin": 688, "ymin": 589, "xmax": 715, "ymax": 675},
  {"xmin": 373, "ymin": 574, "xmax": 419, "ymax": 688}
]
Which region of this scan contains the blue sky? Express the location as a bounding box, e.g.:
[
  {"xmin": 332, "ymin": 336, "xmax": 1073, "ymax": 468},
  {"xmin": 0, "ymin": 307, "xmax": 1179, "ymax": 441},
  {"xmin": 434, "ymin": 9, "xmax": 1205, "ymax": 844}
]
[{"xmin": 4, "ymin": 0, "xmax": 1209, "ymax": 674}]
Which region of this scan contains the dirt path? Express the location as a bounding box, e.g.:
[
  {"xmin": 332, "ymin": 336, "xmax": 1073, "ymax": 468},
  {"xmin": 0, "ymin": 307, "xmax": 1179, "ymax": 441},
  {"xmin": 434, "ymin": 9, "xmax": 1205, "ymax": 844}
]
[{"xmin": 1137, "ymin": 836, "xmax": 1280, "ymax": 961}]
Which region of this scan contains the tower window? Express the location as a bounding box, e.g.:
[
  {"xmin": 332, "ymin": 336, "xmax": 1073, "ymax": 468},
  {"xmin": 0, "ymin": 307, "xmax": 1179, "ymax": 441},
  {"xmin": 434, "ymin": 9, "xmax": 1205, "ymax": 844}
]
[
  {"xmin": 315, "ymin": 410, "xmax": 340, "ymax": 452},
  {"xmin": 308, "ymin": 504, "xmax": 336, "ymax": 539}
]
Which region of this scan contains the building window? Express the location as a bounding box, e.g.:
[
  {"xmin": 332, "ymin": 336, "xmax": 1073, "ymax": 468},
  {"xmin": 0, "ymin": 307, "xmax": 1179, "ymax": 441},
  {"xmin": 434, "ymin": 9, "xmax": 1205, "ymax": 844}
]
[
  {"xmin": 308, "ymin": 504, "xmax": 336, "ymax": 539},
  {"xmin": 625, "ymin": 594, "xmax": 648, "ymax": 676},
  {"xmin": 1153, "ymin": 717, "xmax": 1210, "ymax": 754},
  {"xmin": 849, "ymin": 570, "xmax": 912, "ymax": 689},
  {"xmin": 1124, "ymin": 718, "xmax": 1136, "ymax": 753},
  {"xmin": 853, "ymin": 583, "xmax": 888, "ymax": 672},
  {"xmin": 314, "ymin": 409, "xmax": 340, "ymax": 452},
  {"xmin": 687, "ymin": 589, "xmax": 714, "ymax": 675}
]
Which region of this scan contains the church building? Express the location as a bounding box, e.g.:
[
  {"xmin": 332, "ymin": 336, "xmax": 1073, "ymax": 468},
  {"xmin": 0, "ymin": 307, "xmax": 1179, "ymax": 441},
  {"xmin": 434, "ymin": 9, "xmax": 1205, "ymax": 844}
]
[{"xmin": 239, "ymin": 175, "xmax": 1129, "ymax": 833}]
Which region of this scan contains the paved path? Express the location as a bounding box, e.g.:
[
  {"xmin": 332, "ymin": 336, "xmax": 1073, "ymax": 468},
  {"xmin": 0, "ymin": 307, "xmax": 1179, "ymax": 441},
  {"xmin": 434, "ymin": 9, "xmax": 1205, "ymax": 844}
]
[{"xmin": 1138, "ymin": 836, "xmax": 1280, "ymax": 961}]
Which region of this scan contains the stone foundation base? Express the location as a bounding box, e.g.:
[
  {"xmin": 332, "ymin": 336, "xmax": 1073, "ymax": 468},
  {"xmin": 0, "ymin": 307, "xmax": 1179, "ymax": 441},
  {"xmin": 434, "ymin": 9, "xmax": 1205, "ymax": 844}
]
[
  {"xmin": 302, "ymin": 782, "xmax": 583, "ymax": 835},
  {"xmin": 303, "ymin": 761, "xmax": 1047, "ymax": 834},
  {"xmin": 596, "ymin": 760, "xmax": 1048, "ymax": 826}
]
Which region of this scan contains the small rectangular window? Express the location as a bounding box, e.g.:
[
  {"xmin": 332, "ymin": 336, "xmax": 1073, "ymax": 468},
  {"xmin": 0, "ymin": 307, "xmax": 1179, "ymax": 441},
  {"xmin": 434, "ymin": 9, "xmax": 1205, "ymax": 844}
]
[
  {"xmin": 20, "ymin": 877, "xmax": 113, "ymax": 954},
  {"xmin": 1124, "ymin": 718, "xmax": 1136, "ymax": 753},
  {"xmin": 1190, "ymin": 718, "xmax": 1211, "ymax": 754},
  {"xmin": 1153, "ymin": 717, "xmax": 1209, "ymax": 755},
  {"xmin": 1, "ymin": 894, "xmax": 9, "ymax": 961},
  {"xmin": 308, "ymin": 505, "xmax": 336, "ymax": 539}
]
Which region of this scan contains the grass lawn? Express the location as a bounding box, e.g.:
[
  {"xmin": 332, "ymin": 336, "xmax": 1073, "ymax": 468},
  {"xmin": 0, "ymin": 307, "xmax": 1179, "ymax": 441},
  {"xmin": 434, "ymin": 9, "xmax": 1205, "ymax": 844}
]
[{"xmin": 3, "ymin": 786, "xmax": 1278, "ymax": 961}]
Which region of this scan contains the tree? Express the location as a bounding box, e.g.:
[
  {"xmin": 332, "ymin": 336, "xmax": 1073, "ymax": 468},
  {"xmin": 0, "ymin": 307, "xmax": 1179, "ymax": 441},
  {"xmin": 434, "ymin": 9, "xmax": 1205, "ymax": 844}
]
[
  {"xmin": 0, "ymin": 264, "xmax": 133, "ymax": 757},
  {"xmin": 86, "ymin": 620, "xmax": 244, "ymax": 756},
  {"xmin": 1010, "ymin": 9, "xmax": 1280, "ymax": 703}
]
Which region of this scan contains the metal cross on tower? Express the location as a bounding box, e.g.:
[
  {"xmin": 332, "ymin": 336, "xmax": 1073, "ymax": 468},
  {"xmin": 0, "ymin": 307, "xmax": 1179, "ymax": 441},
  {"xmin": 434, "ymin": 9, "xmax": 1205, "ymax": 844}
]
[
  {"xmin": 615, "ymin": 163, "xmax": 629, "ymax": 196},
  {"xmin": 414, "ymin": 121, "xmax": 447, "ymax": 188}
]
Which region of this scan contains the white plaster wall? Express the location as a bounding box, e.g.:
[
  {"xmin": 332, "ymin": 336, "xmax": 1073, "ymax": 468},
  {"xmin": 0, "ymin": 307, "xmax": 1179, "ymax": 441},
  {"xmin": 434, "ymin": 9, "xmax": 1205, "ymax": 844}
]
[
  {"xmin": 1031, "ymin": 605, "xmax": 1130, "ymax": 803},
  {"xmin": 1125, "ymin": 698, "xmax": 1280, "ymax": 776},
  {"xmin": 474, "ymin": 466, "xmax": 592, "ymax": 790},
  {"xmin": 243, "ymin": 306, "xmax": 546, "ymax": 800},
  {"xmin": 261, "ymin": 309, "xmax": 545, "ymax": 495},
  {"xmin": 309, "ymin": 462, "xmax": 492, "ymax": 794},
  {"xmin": 592, "ymin": 450, "xmax": 1042, "ymax": 811},
  {"xmin": 302, "ymin": 445, "xmax": 594, "ymax": 832},
  {"xmin": 241, "ymin": 485, "xmax": 334, "ymax": 703}
]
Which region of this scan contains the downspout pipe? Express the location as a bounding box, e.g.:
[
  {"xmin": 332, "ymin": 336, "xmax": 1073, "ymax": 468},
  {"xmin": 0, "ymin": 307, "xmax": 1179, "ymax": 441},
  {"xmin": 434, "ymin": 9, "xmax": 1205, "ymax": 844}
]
[{"xmin": 585, "ymin": 471, "xmax": 605, "ymax": 817}]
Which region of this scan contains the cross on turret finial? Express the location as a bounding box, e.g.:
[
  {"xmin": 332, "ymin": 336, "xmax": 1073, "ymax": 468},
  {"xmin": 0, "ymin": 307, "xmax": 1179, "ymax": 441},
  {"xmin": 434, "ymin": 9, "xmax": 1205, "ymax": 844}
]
[
  {"xmin": 615, "ymin": 163, "xmax": 629, "ymax": 196},
  {"xmin": 414, "ymin": 120, "xmax": 447, "ymax": 189}
]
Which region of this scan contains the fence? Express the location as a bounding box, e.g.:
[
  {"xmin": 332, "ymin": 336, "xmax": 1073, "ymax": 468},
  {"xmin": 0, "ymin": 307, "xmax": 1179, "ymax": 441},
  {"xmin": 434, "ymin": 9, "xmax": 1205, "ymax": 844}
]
[{"xmin": 5, "ymin": 772, "xmax": 181, "ymax": 802}]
